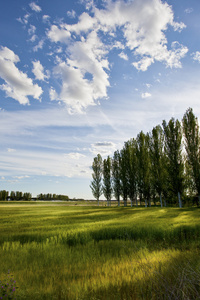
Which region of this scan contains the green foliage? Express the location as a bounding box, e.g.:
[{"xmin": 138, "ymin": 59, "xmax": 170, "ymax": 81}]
[
  {"xmin": 102, "ymin": 156, "xmax": 112, "ymax": 206},
  {"xmin": 112, "ymin": 150, "xmax": 121, "ymax": 205},
  {"xmin": 0, "ymin": 190, "xmax": 9, "ymax": 201},
  {"xmin": 183, "ymin": 108, "xmax": 200, "ymax": 202},
  {"xmin": 90, "ymin": 154, "xmax": 103, "ymax": 204}
]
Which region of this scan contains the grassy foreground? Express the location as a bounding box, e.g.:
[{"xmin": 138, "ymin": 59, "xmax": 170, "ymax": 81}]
[{"xmin": 0, "ymin": 202, "xmax": 200, "ymax": 299}]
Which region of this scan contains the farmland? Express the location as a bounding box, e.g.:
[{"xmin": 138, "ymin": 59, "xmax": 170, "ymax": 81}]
[{"xmin": 0, "ymin": 202, "xmax": 200, "ymax": 299}]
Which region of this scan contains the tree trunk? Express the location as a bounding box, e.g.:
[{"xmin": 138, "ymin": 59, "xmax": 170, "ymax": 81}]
[
  {"xmin": 164, "ymin": 197, "xmax": 167, "ymax": 207},
  {"xmin": 178, "ymin": 192, "xmax": 182, "ymax": 208},
  {"xmin": 148, "ymin": 198, "xmax": 151, "ymax": 207},
  {"xmin": 97, "ymin": 198, "xmax": 99, "ymax": 206},
  {"xmin": 124, "ymin": 198, "xmax": 127, "ymax": 207},
  {"xmin": 118, "ymin": 197, "xmax": 120, "ymax": 207},
  {"xmin": 130, "ymin": 198, "xmax": 133, "ymax": 207},
  {"xmin": 160, "ymin": 193, "xmax": 163, "ymax": 208},
  {"xmin": 135, "ymin": 195, "xmax": 138, "ymax": 207},
  {"xmin": 198, "ymin": 195, "xmax": 200, "ymax": 206},
  {"xmin": 145, "ymin": 199, "xmax": 147, "ymax": 207}
]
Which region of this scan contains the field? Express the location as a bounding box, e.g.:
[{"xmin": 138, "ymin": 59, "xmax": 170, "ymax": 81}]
[{"xmin": 0, "ymin": 202, "xmax": 200, "ymax": 299}]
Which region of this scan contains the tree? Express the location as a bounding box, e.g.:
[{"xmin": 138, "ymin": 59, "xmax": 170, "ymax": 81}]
[
  {"xmin": 90, "ymin": 154, "xmax": 103, "ymax": 206},
  {"xmin": 120, "ymin": 147, "xmax": 129, "ymax": 207},
  {"xmin": 23, "ymin": 192, "xmax": 32, "ymax": 201},
  {"xmin": 10, "ymin": 191, "xmax": 16, "ymax": 201},
  {"xmin": 112, "ymin": 150, "xmax": 121, "ymax": 207},
  {"xmin": 162, "ymin": 118, "xmax": 184, "ymax": 208},
  {"xmin": 137, "ymin": 131, "xmax": 151, "ymax": 207},
  {"xmin": 125, "ymin": 139, "xmax": 138, "ymax": 207},
  {"xmin": 182, "ymin": 108, "xmax": 200, "ymax": 205},
  {"xmin": 0, "ymin": 190, "xmax": 9, "ymax": 201},
  {"xmin": 103, "ymin": 156, "xmax": 112, "ymax": 206},
  {"xmin": 149, "ymin": 125, "xmax": 167, "ymax": 207}
]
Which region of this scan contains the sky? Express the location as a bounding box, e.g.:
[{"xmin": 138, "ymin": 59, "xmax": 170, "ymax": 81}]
[{"xmin": 0, "ymin": 0, "xmax": 200, "ymax": 199}]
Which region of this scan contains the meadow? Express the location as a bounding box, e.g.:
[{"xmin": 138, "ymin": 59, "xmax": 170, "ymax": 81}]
[{"xmin": 0, "ymin": 202, "xmax": 200, "ymax": 299}]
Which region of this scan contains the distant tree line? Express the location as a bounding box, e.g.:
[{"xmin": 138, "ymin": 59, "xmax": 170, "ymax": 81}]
[
  {"xmin": 90, "ymin": 108, "xmax": 200, "ymax": 208},
  {"xmin": 0, "ymin": 191, "xmax": 69, "ymax": 201},
  {"xmin": 37, "ymin": 193, "xmax": 69, "ymax": 201}
]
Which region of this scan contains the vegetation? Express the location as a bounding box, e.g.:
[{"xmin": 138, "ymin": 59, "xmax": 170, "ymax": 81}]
[
  {"xmin": 91, "ymin": 108, "xmax": 200, "ymax": 208},
  {"xmin": 0, "ymin": 191, "xmax": 69, "ymax": 201},
  {"xmin": 0, "ymin": 203, "xmax": 200, "ymax": 299}
]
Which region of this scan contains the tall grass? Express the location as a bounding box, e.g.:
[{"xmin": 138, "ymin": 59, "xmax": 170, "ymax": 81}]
[{"xmin": 0, "ymin": 204, "xmax": 200, "ymax": 299}]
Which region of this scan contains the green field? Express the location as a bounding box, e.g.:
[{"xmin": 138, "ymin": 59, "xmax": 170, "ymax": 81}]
[{"xmin": 0, "ymin": 202, "xmax": 200, "ymax": 299}]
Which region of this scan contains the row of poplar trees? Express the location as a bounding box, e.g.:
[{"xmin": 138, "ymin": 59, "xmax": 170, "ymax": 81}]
[{"xmin": 90, "ymin": 108, "xmax": 200, "ymax": 208}]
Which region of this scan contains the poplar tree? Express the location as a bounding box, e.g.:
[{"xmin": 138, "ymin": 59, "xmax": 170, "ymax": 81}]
[
  {"xmin": 103, "ymin": 156, "xmax": 112, "ymax": 206},
  {"xmin": 125, "ymin": 139, "xmax": 138, "ymax": 207},
  {"xmin": 112, "ymin": 150, "xmax": 121, "ymax": 207},
  {"xmin": 120, "ymin": 147, "xmax": 129, "ymax": 207},
  {"xmin": 149, "ymin": 125, "xmax": 166, "ymax": 207},
  {"xmin": 182, "ymin": 108, "xmax": 200, "ymax": 205},
  {"xmin": 90, "ymin": 154, "xmax": 103, "ymax": 206},
  {"xmin": 137, "ymin": 131, "xmax": 151, "ymax": 207},
  {"xmin": 162, "ymin": 118, "xmax": 184, "ymax": 208}
]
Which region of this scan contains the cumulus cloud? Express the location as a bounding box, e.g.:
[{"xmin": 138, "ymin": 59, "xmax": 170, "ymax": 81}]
[
  {"xmin": 32, "ymin": 60, "xmax": 49, "ymax": 81},
  {"xmin": 47, "ymin": 25, "xmax": 71, "ymax": 43},
  {"xmin": 53, "ymin": 31, "xmax": 109, "ymax": 113},
  {"xmin": 0, "ymin": 46, "xmax": 43, "ymax": 104},
  {"xmin": 29, "ymin": 2, "xmax": 42, "ymax": 12},
  {"xmin": 46, "ymin": 0, "xmax": 187, "ymax": 113}
]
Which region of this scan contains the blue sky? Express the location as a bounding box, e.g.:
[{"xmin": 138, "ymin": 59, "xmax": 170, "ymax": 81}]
[{"xmin": 0, "ymin": 0, "xmax": 200, "ymax": 199}]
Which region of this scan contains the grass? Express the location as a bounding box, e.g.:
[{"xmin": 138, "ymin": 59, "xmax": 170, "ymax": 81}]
[{"xmin": 0, "ymin": 202, "xmax": 200, "ymax": 299}]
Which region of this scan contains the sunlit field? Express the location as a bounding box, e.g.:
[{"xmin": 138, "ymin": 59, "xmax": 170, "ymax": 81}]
[{"xmin": 0, "ymin": 202, "xmax": 200, "ymax": 299}]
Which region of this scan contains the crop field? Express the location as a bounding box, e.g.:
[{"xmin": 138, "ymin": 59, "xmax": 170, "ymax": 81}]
[{"xmin": 0, "ymin": 202, "xmax": 200, "ymax": 299}]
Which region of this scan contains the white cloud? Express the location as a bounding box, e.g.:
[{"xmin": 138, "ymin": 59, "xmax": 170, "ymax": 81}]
[
  {"xmin": 49, "ymin": 87, "xmax": 58, "ymax": 101},
  {"xmin": 146, "ymin": 83, "xmax": 151, "ymax": 88},
  {"xmin": 192, "ymin": 51, "xmax": 200, "ymax": 63},
  {"xmin": 46, "ymin": 0, "xmax": 187, "ymax": 113},
  {"xmin": 13, "ymin": 175, "xmax": 30, "ymax": 179},
  {"xmin": 30, "ymin": 35, "xmax": 37, "ymax": 42},
  {"xmin": 119, "ymin": 52, "xmax": 128, "ymax": 61},
  {"xmin": 0, "ymin": 46, "xmax": 43, "ymax": 104},
  {"xmin": 141, "ymin": 92, "xmax": 151, "ymax": 99},
  {"xmin": 64, "ymin": 12, "xmax": 95, "ymax": 34},
  {"xmin": 7, "ymin": 148, "xmax": 16, "ymax": 153},
  {"xmin": 53, "ymin": 31, "xmax": 110, "ymax": 113},
  {"xmin": 33, "ymin": 39, "xmax": 44, "ymax": 52},
  {"xmin": 32, "ymin": 60, "xmax": 49, "ymax": 81},
  {"xmin": 47, "ymin": 25, "xmax": 71, "ymax": 43},
  {"xmin": 17, "ymin": 13, "xmax": 30, "ymax": 25},
  {"xmin": 185, "ymin": 8, "xmax": 193, "ymax": 14},
  {"xmin": 28, "ymin": 25, "xmax": 36, "ymax": 35},
  {"xmin": 90, "ymin": 141, "xmax": 117, "ymax": 156},
  {"xmin": 43, "ymin": 15, "xmax": 50, "ymax": 22},
  {"xmin": 67, "ymin": 10, "xmax": 76, "ymax": 18},
  {"xmin": 65, "ymin": 153, "xmax": 86, "ymax": 160},
  {"xmin": 29, "ymin": 2, "xmax": 42, "ymax": 12}
]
